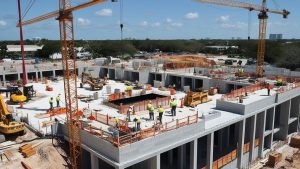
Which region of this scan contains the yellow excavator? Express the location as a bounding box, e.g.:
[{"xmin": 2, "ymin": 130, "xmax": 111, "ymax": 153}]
[{"xmin": 0, "ymin": 94, "xmax": 25, "ymax": 137}]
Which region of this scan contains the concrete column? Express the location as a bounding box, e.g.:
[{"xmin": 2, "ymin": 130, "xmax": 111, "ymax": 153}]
[
  {"xmin": 190, "ymin": 139, "xmax": 198, "ymax": 169},
  {"xmin": 180, "ymin": 77, "xmax": 184, "ymax": 90},
  {"xmin": 191, "ymin": 78, "xmax": 196, "ymax": 91},
  {"xmin": 40, "ymin": 71, "xmax": 43, "ymax": 81},
  {"xmin": 249, "ymin": 114, "xmax": 257, "ymax": 162},
  {"xmin": 224, "ymin": 127, "xmax": 230, "ymax": 149},
  {"xmin": 207, "ymin": 133, "xmax": 214, "ymax": 169},
  {"xmin": 25, "ymin": 71, "xmax": 28, "ymax": 83},
  {"xmin": 258, "ymin": 111, "xmax": 266, "ymax": 158},
  {"xmin": 270, "ymin": 107, "xmax": 276, "ymax": 150},
  {"xmin": 35, "ymin": 72, "xmax": 38, "ymax": 81},
  {"xmin": 2, "ymin": 75, "xmax": 6, "ymax": 86},
  {"xmin": 150, "ymin": 154, "xmax": 160, "ymax": 169},
  {"xmin": 168, "ymin": 149, "xmax": 173, "ymax": 168},
  {"xmin": 178, "ymin": 145, "xmax": 186, "ymax": 169},
  {"xmin": 218, "ymin": 129, "xmax": 223, "ymax": 152},
  {"xmin": 237, "ymin": 119, "xmax": 246, "ymax": 169},
  {"xmin": 90, "ymin": 154, "xmax": 99, "ymax": 169},
  {"xmin": 53, "ymin": 70, "xmax": 56, "ymax": 77},
  {"xmin": 18, "ymin": 73, "xmax": 21, "ymax": 80}
]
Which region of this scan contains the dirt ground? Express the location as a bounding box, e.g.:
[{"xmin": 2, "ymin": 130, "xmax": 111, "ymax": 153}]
[{"xmin": 0, "ymin": 128, "xmax": 69, "ymax": 169}]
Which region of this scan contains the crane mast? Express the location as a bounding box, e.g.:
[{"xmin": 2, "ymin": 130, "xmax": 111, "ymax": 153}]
[
  {"xmin": 58, "ymin": 0, "xmax": 81, "ymax": 168},
  {"xmin": 256, "ymin": 0, "xmax": 268, "ymax": 77},
  {"xmin": 17, "ymin": 0, "xmax": 110, "ymax": 168}
]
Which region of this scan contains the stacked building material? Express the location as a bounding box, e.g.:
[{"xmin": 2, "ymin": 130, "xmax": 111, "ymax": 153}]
[
  {"xmin": 19, "ymin": 144, "xmax": 36, "ymax": 158},
  {"xmin": 289, "ymin": 135, "xmax": 300, "ymax": 148},
  {"xmin": 267, "ymin": 152, "xmax": 282, "ymax": 167}
]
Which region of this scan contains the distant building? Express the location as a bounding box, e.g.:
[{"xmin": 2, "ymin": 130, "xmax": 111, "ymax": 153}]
[
  {"xmin": 6, "ymin": 45, "xmax": 43, "ymax": 52},
  {"xmin": 269, "ymin": 34, "xmax": 283, "ymax": 40}
]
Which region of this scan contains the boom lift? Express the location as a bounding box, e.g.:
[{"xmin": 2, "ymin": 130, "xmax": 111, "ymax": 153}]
[
  {"xmin": 17, "ymin": 0, "xmax": 117, "ymax": 168},
  {"xmin": 194, "ymin": 0, "xmax": 289, "ymax": 77}
]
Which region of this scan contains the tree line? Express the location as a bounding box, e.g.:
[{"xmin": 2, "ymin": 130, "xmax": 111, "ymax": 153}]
[{"xmin": 0, "ymin": 39, "xmax": 299, "ymax": 70}]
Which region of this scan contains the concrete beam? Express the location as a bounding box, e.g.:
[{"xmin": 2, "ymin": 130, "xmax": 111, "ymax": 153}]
[
  {"xmin": 207, "ymin": 133, "xmax": 214, "ymax": 169},
  {"xmin": 249, "ymin": 114, "xmax": 257, "ymax": 162},
  {"xmin": 237, "ymin": 119, "xmax": 245, "ymax": 168},
  {"xmin": 190, "ymin": 139, "xmax": 198, "ymax": 169},
  {"xmin": 90, "ymin": 153, "xmax": 99, "ymax": 169}
]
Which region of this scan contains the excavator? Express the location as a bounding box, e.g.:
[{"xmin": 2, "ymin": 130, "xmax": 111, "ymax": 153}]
[
  {"xmin": 80, "ymin": 72, "xmax": 106, "ymax": 91},
  {"xmin": 0, "ymin": 94, "xmax": 25, "ymax": 142}
]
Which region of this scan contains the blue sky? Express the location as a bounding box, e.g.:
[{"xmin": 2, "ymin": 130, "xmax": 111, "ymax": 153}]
[{"xmin": 0, "ymin": 0, "xmax": 299, "ymax": 40}]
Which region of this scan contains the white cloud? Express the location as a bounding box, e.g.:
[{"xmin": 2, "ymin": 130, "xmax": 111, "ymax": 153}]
[
  {"xmin": 0, "ymin": 20, "xmax": 7, "ymax": 27},
  {"xmin": 77, "ymin": 18, "xmax": 91, "ymax": 26},
  {"xmin": 185, "ymin": 12, "xmax": 199, "ymax": 20},
  {"xmin": 151, "ymin": 22, "xmax": 161, "ymax": 27},
  {"xmin": 166, "ymin": 18, "xmax": 172, "ymax": 23},
  {"xmin": 140, "ymin": 21, "xmax": 148, "ymax": 26},
  {"xmin": 218, "ymin": 15, "xmax": 230, "ymax": 23},
  {"xmin": 96, "ymin": 8, "xmax": 113, "ymax": 16},
  {"xmin": 171, "ymin": 22, "xmax": 183, "ymax": 27},
  {"xmin": 221, "ymin": 22, "xmax": 247, "ymax": 29}
]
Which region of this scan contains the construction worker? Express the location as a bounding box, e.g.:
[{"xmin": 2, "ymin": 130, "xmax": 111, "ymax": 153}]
[
  {"xmin": 157, "ymin": 105, "xmax": 164, "ymax": 124},
  {"xmin": 114, "ymin": 117, "xmax": 119, "ymax": 128},
  {"xmin": 147, "ymin": 101, "xmax": 154, "ymax": 120},
  {"xmin": 170, "ymin": 98, "xmax": 177, "ymax": 116},
  {"xmin": 126, "ymin": 106, "xmax": 133, "ymax": 122},
  {"xmin": 136, "ymin": 118, "xmax": 141, "ymax": 131},
  {"xmin": 49, "ymin": 97, "xmax": 54, "ymax": 110},
  {"xmin": 267, "ymin": 83, "xmax": 271, "ymax": 96},
  {"xmin": 56, "ymin": 94, "xmax": 61, "ymax": 107}
]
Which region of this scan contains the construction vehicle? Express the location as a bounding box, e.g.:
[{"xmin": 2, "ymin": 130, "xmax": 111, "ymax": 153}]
[
  {"xmin": 194, "ymin": 0, "xmax": 289, "ymax": 77},
  {"xmin": 23, "ymin": 85, "xmax": 36, "ymax": 100},
  {"xmin": 18, "ymin": 1, "xmax": 117, "ymax": 167},
  {"xmin": 9, "ymin": 87, "xmax": 27, "ymax": 103},
  {"xmin": 0, "ymin": 94, "xmax": 25, "ymax": 138},
  {"xmin": 80, "ymin": 72, "xmax": 106, "ymax": 91},
  {"xmin": 184, "ymin": 90, "xmax": 209, "ymax": 107}
]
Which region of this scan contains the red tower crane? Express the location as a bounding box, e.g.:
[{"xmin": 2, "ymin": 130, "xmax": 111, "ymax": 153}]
[
  {"xmin": 17, "ymin": 0, "xmax": 113, "ymax": 168},
  {"xmin": 194, "ymin": 0, "xmax": 290, "ymax": 77}
]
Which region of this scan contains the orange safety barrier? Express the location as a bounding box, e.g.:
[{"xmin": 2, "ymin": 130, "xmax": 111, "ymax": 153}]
[
  {"xmin": 221, "ymin": 82, "xmax": 266, "ymax": 101},
  {"xmin": 212, "ymin": 161, "xmax": 218, "ymax": 169},
  {"xmin": 115, "ymin": 113, "xmax": 198, "ymax": 147}
]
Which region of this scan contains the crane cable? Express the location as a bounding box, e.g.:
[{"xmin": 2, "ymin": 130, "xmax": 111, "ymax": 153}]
[
  {"xmin": 248, "ymin": 10, "xmax": 252, "ymax": 40},
  {"xmin": 22, "ymin": 0, "xmax": 36, "ymax": 20},
  {"xmin": 119, "ymin": 0, "xmax": 124, "ymax": 58}
]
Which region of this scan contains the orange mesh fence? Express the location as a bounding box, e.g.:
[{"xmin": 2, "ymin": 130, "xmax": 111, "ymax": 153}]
[{"xmin": 222, "ymin": 83, "xmax": 265, "ymax": 101}]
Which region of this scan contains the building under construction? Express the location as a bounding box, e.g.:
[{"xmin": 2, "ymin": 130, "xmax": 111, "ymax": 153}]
[{"xmin": 1, "ymin": 55, "xmax": 300, "ymax": 169}]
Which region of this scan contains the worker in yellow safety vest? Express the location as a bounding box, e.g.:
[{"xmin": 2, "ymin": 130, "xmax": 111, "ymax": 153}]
[
  {"xmin": 49, "ymin": 97, "xmax": 54, "ymax": 110},
  {"xmin": 170, "ymin": 98, "xmax": 177, "ymax": 116},
  {"xmin": 147, "ymin": 101, "xmax": 154, "ymax": 120},
  {"xmin": 56, "ymin": 94, "xmax": 61, "ymax": 107},
  {"xmin": 114, "ymin": 117, "xmax": 119, "ymax": 128},
  {"xmin": 157, "ymin": 105, "xmax": 164, "ymax": 124}
]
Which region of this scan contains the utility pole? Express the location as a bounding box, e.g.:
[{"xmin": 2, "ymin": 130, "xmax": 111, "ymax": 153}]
[{"xmin": 17, "ymin": 0, "xmax": 27, "ymax": 86}]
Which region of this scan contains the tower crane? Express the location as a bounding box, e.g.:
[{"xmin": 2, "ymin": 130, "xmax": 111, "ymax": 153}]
[
  {"xmin": 17, "ymin": 0, "xmax": 117, "ymax": 168},
  {"xmin": 194, "ymin": 0, "xmax": 290, "ymax": 77}
]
